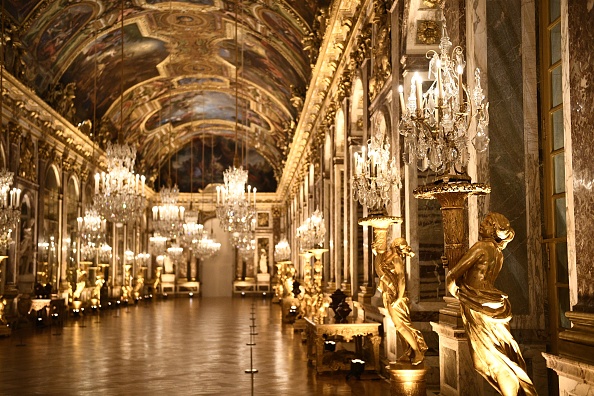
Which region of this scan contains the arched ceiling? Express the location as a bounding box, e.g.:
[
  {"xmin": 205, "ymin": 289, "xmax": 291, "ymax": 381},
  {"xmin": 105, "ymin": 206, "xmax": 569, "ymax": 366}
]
[{"xmin": 5, "ymin": 0, "xmax": 325, "ymax": 192}]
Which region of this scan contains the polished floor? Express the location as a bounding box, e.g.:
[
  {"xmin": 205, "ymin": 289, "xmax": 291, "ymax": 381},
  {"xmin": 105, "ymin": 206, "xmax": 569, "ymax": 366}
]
[{"xmin": 0, "ymin": 297, "xmax": 391, "ymax": 395}]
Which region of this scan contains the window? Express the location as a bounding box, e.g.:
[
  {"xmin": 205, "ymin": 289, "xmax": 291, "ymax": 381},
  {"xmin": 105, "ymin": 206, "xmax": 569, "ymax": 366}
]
[{"xmin": 540, "ymin": 0, "xmax": 570, "ymax": 353}]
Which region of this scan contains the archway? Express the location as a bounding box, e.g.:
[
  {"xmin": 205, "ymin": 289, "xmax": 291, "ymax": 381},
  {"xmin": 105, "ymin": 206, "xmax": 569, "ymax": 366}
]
[{"xmin": 200, "ymin": 218, "xmax": 233, "ymax": 297}]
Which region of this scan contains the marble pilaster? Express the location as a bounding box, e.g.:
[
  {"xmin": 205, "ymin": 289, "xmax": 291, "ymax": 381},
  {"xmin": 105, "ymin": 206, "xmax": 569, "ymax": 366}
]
[{"xmin": 566, "ymin": 0, "xmax": 594, "ymax": 314}]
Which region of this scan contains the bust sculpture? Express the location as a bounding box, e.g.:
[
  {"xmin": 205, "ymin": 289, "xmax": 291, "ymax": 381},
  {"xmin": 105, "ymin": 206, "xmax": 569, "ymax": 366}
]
[{"xmin": 446, "ymin": 212, "xmax": 537, "ymax": 396}]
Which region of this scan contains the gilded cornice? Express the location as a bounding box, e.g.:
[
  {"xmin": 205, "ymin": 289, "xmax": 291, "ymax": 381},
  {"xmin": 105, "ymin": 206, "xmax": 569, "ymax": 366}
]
[
  {"xmin": 2, "ymin": 71, "xmax": 100, "ymax": 168},
  {"xmin": 278, "ymin": 0, "xmax": 371, "ymax": 202}
]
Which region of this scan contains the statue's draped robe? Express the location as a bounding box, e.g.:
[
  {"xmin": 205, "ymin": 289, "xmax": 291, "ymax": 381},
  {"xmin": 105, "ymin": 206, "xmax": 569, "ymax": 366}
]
[
  {"xmin": 458, "ymin": 283, "xmax": 537, "ymax": 396},
  {"xmin": 376, "ymin": 251, "xmax": 428, "ymax": 360}
]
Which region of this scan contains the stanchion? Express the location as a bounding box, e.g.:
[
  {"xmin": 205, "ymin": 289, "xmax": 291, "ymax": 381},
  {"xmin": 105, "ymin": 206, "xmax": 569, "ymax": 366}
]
[{"xmin": 245, "ymin": 299, "xmax": 258, "ymax": 396}]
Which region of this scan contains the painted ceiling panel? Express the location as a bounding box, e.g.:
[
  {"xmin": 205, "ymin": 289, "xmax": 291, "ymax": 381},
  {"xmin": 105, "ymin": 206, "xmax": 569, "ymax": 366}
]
[{"xmin": 4, "ymin": 0, "xmax": 324, "ymax": 192}]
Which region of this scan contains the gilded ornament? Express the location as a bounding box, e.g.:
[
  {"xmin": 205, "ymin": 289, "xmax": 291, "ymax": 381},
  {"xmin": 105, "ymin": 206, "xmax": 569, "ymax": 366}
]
[
  {"xmin": 19, "ymin": 135, "xmax": 37, "ymax": 182},
  {"xmin": 416, "ymin": 20, "xmax": 441, "ymax": 45}
]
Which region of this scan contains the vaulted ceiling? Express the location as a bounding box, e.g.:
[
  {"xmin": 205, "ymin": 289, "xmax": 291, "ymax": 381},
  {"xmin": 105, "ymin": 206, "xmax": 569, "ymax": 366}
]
[{"xmin": 4, "ymin": 0, "xmax": 326, "ymax": 192}]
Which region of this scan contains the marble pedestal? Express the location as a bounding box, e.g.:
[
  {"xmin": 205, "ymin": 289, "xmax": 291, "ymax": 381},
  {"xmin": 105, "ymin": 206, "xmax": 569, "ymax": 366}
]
[
  {"xmin": 431, "ymin": 321, "xmax": 482, "ymax": 396},
  {"xmin": 388, "ymin": 362, "xmax": 427, "ymax": 396}
]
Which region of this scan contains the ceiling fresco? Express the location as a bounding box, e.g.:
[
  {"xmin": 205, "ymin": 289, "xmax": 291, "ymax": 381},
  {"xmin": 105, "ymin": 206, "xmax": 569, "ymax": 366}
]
[
  {"xmin": 3, "ymin": 0, "xmax": 324, "ymax": 192},
  {"xmin": 157, "ymin": 135, "xmax": 277, "ymax": 193}
]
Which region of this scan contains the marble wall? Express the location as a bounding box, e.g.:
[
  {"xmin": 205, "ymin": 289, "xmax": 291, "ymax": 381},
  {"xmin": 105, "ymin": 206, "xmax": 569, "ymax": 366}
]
[
  {"xmin": 486, "ymin": 0, "xmax": 529, "ymax": 314},
  {"xmin": 567, "ymin": 0, "xmax": 594, "ymax": 312}
]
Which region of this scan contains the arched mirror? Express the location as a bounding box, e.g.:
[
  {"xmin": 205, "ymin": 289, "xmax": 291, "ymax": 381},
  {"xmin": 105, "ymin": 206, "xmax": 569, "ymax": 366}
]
[
  {"xmin": 65, "ymin": 176, "xmax": 79, "ymax": 296},
  {"xmin": 38, "ymin": 166, "xmax": 60, "ymax": 294}
]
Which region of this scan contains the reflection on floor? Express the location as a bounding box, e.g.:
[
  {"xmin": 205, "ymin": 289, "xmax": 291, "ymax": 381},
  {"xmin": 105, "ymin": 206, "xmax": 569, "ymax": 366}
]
[{"xmin": 0, "ymin": 297, "xmax": 391, "ymax": 395}]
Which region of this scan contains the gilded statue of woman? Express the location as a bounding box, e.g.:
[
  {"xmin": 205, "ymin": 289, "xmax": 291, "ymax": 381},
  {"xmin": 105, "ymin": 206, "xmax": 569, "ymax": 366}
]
[
  {"xmin": 446, "ymin": 213, "xmax": 537, "ymax": 396},
  {"xmin": 373, "ymin": 234, "xmax": 427, "ymax": 365}
]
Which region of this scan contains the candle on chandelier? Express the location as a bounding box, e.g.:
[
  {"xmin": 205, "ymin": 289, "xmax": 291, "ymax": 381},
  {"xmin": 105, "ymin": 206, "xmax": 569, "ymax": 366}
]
[
  {"xmin": 398, "ymin": 85, "xmax": 406, "ymax": 113},
  {"xmin": 457, "ymin": 64, "xmax": 464, "ymax": 111},
  {"xmin": 179, "ymin": 206, "xmax": 185, "ymax": 220},
  {"xmin": 216, "ymin": 186, "xmax": 220, "ymax": 204},
  {"xmin": 152, "ymin": 206, "xmax": 158, "ymax": 221},
  {"xmin": 253, "ymin": 187, "xmax": 257, "ymax": 206},
  {"xmin": 94, "ymin": 173, "xmax": 100, "ymax": 194},
  {"xmin": 141, "ymin": 175, "xmax": 146, "ymax": 195},
  {"xmin": 16, "ymin": 188, "xmax": 21, "ymax": 207},
  {"xmin": 414, "ymin": 73, "xmax": 423, "ymax": 113}
]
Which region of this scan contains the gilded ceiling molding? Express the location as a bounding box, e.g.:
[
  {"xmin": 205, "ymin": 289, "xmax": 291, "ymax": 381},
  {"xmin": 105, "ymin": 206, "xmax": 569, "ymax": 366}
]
[
  {"xmin": 277, "ymin": 0, "xmax": 371, "ymax": 202},
  {"xmin": 369, "ymin": 0, "xmax": 392, "ymax": 101}
]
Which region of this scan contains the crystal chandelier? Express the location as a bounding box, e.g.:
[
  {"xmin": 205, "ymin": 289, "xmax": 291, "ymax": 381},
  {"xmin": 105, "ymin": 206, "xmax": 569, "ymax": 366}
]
[
  {"xmin": 149, "ymin": 232, "xmax": 168, "ymax": 256},
  {"xmin": 98, "ymin": 243, "xmax": 112, "ymax": 262},
  {"xmin": 296, "ymin": 210, "xmax": 326, "ymax": 251},
  {"xmin": 398, "ymin": 16, "xmax": 489, "ymax": 179},
  {"xmin": 152, "ymin": 184, "xmax": 185, "ymax": 239},
  {"xmin": 216, "ymin": 167, "xmax": 256, "ymax": 234},
  {"xmin": 166, "ymin": 242, "xmax": 184, "ymax": 261},
  {"xmin": 274, "ymin": 237, "xmax": 291, "ymax": 262},
  {"xmin": 0, "ymin": 169, "xmax": 21, "ymax": 250},
  {"xmin": 77, "ymin": 205, "xmax": 106, "ymax": 260},
  {"xmin": 94, "ymin": 142, "xmax": 147, "ymax": 225},
  {"xmin": 352, "ymin": 116, "xmax": 401, "ymax": 212},
  {"xmin": 237, "ymin": 233, "xmax": 256, "ymax": 260},
  {"xmin": 194, "ymin": 229, "xmax": 221, "ymax": 260}
]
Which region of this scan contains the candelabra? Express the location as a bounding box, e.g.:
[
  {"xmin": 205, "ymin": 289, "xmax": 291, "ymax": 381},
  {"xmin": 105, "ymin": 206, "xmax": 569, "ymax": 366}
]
[
  {"xmin": 352, "ymin": 117, "xmax": 401, "ymax": 212},
  {"xmin": 152, "ymin": 184, "xmax": 185, "ymax": 239},
  {"xmin": 216, "ymin": 166, "xmax": 256, "ymax": 234},
  {"xmin": 94, "ymin": 142, "xmax": 147, "ymax": 225},
  {"xmin": 0, "ymin": 169, "xmax": 21, "ymax": 251},
  {"xmin": 398, "ymin": 17, "xmax": 489, "ymax": 180}
]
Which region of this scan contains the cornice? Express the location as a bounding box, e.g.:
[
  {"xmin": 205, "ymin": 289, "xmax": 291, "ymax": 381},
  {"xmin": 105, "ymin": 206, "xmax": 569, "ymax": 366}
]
[{"xmin": 277, "ymin": 0, "xmax": 371, "ymax": 202}]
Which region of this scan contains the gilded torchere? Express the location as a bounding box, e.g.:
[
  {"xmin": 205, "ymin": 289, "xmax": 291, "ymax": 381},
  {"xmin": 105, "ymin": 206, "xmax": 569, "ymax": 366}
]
[{"xmin": 446, "ymin": 213, "xmax": 537, "ymax": 396}]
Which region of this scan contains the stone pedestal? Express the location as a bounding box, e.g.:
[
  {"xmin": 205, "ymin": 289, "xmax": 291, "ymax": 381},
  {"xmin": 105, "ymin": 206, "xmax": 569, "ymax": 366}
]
[
  {"xmin": 357, "ymin": 285, "xmax": 375, "ymax": 304},
  {"xmin": 431, "ymin": 321, "xmax": 481, "ymax": 396},
  {"xmin": 543, "ymin": 353, "xmax": 594, "ymax": 395},
  {"xmin": 388, "ymin": 362, "xmax": 428, "ymax": 396}
]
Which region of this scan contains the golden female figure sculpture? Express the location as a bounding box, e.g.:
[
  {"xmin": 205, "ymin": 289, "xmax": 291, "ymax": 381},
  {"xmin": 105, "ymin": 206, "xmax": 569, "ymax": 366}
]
[
  {"xmin": 446, "ymin": 213, "xmax": 537, "ymax": 396},
  {"xmin": 373, "ymin": 234, "xmax": 428, "ymax": 365}
]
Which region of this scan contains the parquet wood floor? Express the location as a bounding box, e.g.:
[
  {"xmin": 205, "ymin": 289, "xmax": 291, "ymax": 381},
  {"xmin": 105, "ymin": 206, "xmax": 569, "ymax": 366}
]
[{"xmin": 0, "ymin": 297, "xmax": 391, "ymax": 396}]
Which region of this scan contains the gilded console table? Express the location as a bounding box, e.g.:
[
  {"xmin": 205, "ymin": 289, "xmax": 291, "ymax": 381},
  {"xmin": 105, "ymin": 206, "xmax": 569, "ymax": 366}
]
[{"xmin": 305, "ymin": 317, "xmax": 381, "ymax": 374}]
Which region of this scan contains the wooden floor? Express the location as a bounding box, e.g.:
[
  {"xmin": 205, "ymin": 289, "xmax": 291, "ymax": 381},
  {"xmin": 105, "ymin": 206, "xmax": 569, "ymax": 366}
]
[{"xmin": 0, "ymin": 297, "xmax": 391, "ymax": 395}]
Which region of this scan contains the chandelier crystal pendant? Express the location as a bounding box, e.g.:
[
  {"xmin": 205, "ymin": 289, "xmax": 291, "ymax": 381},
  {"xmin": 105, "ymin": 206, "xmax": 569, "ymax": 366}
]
[
  {"xmin": 352, "ymin": 117, "xmax": 402, "ymax": 212},
  {"xmin": 152, "ymin": 184, "xmax": 185, "ymax": 240},
  {"xmin": 0, "ymin": 169, "xmax": 21, "ymax": 250},
  {"xmin": 398, "ymin": 15, "xmax": 489, "ymax": 179}
]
